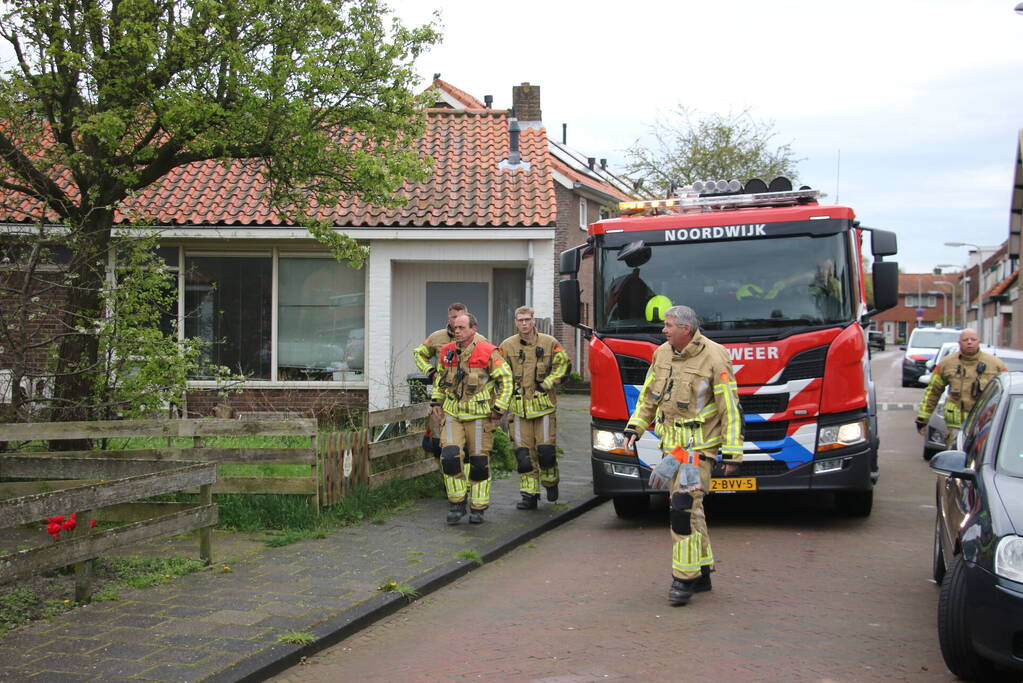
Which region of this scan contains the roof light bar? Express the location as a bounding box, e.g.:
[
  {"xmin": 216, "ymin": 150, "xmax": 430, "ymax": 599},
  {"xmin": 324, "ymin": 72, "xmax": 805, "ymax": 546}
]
[{"xmin": 618, "ymin": 187, "xmax": 821, "ymax": 214}]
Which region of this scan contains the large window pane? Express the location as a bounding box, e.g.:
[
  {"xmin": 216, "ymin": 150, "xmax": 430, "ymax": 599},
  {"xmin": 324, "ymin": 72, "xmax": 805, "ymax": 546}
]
[
  {"xmin": 278, "ymin": 258, "xmax": 364, "ymax": 381},
  {"xmin": 185, "ymin": 256, "xmax": 271, "ymax": 379}
]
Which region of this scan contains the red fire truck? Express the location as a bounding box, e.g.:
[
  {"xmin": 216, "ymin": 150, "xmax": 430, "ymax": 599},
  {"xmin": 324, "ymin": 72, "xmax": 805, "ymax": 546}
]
[{"xmin": 559, "ymin": 178, "xmax": 899, "ymax": 517}]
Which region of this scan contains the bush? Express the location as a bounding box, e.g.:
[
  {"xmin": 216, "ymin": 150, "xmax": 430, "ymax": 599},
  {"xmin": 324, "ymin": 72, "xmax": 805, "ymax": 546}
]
[{"xmin": 491, "ymin": 427, "xmax": 515, "ymax": 474}]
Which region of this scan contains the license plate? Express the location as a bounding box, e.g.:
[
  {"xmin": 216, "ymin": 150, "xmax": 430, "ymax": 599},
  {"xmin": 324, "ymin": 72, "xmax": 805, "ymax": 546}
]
[{"xmin": 710, "ymin": 477, "xmax": 757, "ymax": 492}]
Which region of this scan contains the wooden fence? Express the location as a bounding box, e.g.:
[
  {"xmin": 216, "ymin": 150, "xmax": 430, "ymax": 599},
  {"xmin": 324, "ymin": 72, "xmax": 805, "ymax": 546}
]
[{"xmin": 319, "ymin": 402, "xmax": 433, "ymax": 506}]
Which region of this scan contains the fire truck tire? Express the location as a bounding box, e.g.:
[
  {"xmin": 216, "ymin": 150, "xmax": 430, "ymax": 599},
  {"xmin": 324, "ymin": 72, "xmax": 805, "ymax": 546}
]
[
  {"xmin": 835, "ymin": 489, "xmax": 873, "ymax": 517},
  {"xmin": 612, "ymin": 495, "xmax": 649, "ymax": 519}
]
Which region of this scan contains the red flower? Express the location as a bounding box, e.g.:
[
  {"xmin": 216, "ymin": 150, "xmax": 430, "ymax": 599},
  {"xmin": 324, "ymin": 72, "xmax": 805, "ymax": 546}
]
[
  {"xmin": 62, "ymin": 519, "xmax": 76, "ymax": 531},
  {"xmin": 46, "ymin": 522, "xmax": 61, "ymax": 536},
  {"xmin": 46, "ymin": 515, "xmax": 64, "ymax": 524},
  {"xmin": 50, "ymin": 533, "xmax": 60, "ymax": 541},
  {"xmin": 90, "ymin": 519, "xmax": 97, "ymax": 528}
]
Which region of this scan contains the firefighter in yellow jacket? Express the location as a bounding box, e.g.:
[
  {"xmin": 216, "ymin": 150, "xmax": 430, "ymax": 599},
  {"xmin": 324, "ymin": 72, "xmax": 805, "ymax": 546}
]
[
  {"xmin": 499, "ymin": 306, "xmax": 570, "ymax": 509},
  {"xmin": 431, "ymin": 313, "xmax": 512, "ymax": 525},
  {"xmin": 624, "ymin": 305, "xmax": 743, "ymax": 606},
  {"xmin": 412, "ymin": 303, "xmax": 485, "ymax": 457},
  {"xmin": 917, "ymin": 328, "xmax": 1006, "ymax": 448}
]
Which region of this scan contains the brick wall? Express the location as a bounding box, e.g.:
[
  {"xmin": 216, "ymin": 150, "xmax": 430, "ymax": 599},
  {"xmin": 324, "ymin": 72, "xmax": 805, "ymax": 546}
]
[
  {"xmin": 185, "ymin": 387, "xmax": 368, "ymax": 426},
  {"xmin": 551, "ymin": 184, "xmax": 596, "ymax": 379}
]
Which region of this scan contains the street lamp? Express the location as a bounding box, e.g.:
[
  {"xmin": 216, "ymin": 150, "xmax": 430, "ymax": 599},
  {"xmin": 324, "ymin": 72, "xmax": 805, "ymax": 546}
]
[{"xmin": 932, "ymin": 283, "xmax": 954, "ymax": 326}]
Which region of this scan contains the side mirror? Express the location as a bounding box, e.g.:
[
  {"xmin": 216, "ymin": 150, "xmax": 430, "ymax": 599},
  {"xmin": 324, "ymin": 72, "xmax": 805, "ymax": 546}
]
[
  {"xmin": 869, "ymin": 261, "xmax": 899, "ymax": 313},
  {"xmin": 870, "ymin": 229, "xmax": 898, "ymax": 258},
  {"xmin": 929, "ymin": 450, "xmax": 975, "ymax": 481},
  {"xmin": 560, "ymin": 246, "xmax": 582, "ymax": 275},
  {"xmin": 560, "ymin": 279, "xmax": 581, "ymax": 326}
]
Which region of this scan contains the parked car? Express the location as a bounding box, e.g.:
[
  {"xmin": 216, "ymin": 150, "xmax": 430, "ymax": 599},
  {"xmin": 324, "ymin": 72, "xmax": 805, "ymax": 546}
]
[
  {"xmin": 922, "ymin": 346, "xmax": 1023, "ymax": 460},
  {"xmin": 930, "ymin": 370, "xmax": 1023, "ymax": 678},
  {"xmin": 902, "ymin": 327, "xmax": 961, "ymax": 387},
  {"xmin": 868, "ymin": 329, "xmax": 886, "ymax": 351}
]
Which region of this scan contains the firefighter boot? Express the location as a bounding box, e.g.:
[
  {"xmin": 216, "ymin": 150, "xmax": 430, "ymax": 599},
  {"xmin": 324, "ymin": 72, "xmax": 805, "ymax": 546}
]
[
  {"xmin": 692, "ymin": 566, "xmax": 712, "ymax": 593},
  {"xmin": 546, "ymin": 484, "xmax": 559, "ymax": 502},
  {"xmin": 668, "ymin": 577, "xmax": 695, "ymax": 606},
  {"xmin": 446, "ymin": 500, "xmax": 467, "ymax": 525},
  {"xmin": 468, "ymin": 507, "xmax": 485, "ymax": 524},
  {"xmin": 516, "ymin": 493, "xmax": 539, "ymax": 510}
]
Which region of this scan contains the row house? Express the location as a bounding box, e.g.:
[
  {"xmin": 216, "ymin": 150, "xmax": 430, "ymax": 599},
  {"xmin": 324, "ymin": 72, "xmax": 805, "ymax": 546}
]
[{"xmin": 871, "ymin": 271, "xmax": 959, "ymax": 344}]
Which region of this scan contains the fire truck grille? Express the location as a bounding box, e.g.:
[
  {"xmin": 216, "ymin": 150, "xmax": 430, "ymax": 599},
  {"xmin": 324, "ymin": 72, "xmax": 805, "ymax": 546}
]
[
  {"xmin": 743, "ymin": 421, "xmax": 789, "ymax": 441},
  {"xmin": 719, "ymin": 460, "xmax": 792, "ymax": 477},
  {"xmin": 616, "ymin": 354, "xmax": 650, "ymax": 386},
  {"xmin": 779, "ymin": 345, "xmax": 829, "ymax": 381},
  {"xmin": 739, "ymin": 393, "xmax": 789, "ymax": 414}
]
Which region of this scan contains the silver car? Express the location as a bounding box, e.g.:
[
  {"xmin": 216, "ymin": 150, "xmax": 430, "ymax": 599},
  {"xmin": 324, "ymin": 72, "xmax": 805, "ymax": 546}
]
[{"xmin": 922, "ymin": 346, "xmax": 1023, "ymax": 459}]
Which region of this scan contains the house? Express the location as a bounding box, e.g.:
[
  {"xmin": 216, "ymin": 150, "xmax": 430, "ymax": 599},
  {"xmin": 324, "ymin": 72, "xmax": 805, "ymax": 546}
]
[
  {"xmin": 0, "ymin": 78, "xmax": 634, "ymax": 417},
  {"xmin": 963, "ymin": 243, "xmax": 1015, "ymax": 346},
  {"xmin": 1007, "ymin": 129, "xmax": 1023, "ymax": 348},
  {"xmin": 871, "ymin": 271, "xmax": 959, "ymax": 344}
]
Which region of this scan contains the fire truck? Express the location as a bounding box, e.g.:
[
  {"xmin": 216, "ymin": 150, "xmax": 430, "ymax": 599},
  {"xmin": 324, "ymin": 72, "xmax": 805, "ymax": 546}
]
[{"xmin": 559, "ymin": 178, "xmax": 899, "ymax": 518}]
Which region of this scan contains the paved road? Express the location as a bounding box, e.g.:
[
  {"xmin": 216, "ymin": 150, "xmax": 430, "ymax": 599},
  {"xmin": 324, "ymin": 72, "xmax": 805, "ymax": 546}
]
[{"xmin": 271, "ymin": 349, "xmax": 962, "ymax": 682}]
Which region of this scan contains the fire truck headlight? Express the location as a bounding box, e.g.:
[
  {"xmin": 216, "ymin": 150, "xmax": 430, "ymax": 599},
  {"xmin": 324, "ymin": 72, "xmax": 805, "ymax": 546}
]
[
  {"xmin": 995, "ymin": 536, "xmax": 1023, "ymax": 583},
  {"xmin": 592, "ymin": 428, "xmax": 633, "ymax": 455},
  {"xmin": 817, "ymin": 418, "xmax": 869, "ymax": 452}
]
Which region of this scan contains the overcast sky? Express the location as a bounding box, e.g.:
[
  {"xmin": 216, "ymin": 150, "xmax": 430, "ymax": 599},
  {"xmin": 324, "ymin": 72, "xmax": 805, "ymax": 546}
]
[{"xmin": 392, "ymin": 0, "xmax": 1023, "ymax": 273}]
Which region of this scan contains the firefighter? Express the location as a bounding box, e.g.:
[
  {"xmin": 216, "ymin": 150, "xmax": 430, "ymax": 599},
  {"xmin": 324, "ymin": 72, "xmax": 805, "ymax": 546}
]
[
  {"xmin": 916, "ymin": 328, "xmax": 1006, "ymax": 447},
  {"xmin": 412, "ymin": 303, "xmax": 484, "ymax": 457},
  {"xmin": 623, "ymin": 305, "xmax": 743, "ymax": 606},
  {"xmin": 431, "ymin": 313, "xmax": 512, "ymax": 525},
  {"xmin": 499, "ymin": 306, "xmax": 570, "ymax": 509}
]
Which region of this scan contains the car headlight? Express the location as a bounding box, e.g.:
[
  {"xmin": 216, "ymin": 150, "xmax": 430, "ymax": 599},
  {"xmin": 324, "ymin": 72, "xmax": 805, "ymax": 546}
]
[
  {"xmin": 995, "ymin": 535, "xmax": 1023, "ymax": 583},
  {"xmin": 592, "ymin": 428, "xmax": 633, "ymax": 455},
  {"xmin": 817, "ymin": 418, "xmax": 869, "ymax": 452}
]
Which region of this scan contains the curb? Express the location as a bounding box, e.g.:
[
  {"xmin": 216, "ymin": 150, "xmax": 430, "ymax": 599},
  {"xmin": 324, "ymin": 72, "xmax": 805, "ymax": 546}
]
[{"xmin": 207, "ymin": 494, "xmax": 607, "ymax": 682}]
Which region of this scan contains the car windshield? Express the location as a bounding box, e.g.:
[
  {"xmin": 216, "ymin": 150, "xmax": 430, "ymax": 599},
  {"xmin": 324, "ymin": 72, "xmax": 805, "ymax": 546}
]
[
  {"xmin": 911, "ymin": 330, "xmax": 960, "ymax": 348},
  {"xmin": 997, "ymin": 396, "xmax": 1023, "ymax": 477},
  {"xmin": 596, "ymin": 233, "xmax": 853, "ymax": 333}
]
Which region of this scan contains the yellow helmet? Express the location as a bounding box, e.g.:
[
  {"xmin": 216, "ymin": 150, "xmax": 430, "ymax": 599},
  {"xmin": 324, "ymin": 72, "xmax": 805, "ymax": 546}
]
[
  {"xmin": 645, "ymin": 295, "xmax": 672, "ymax": 322},
  {"xmin": 736, "ymin": 284, "xmax": 764, "ymax": 301}
]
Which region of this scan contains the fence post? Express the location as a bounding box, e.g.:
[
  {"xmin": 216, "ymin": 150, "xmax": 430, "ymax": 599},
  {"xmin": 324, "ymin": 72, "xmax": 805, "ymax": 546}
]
[
  {"xmin": 73, "ymin": 508, "xmax": 94, "ymax": 603},
  {"xmin": 309, "ymin": 431, "xmax": 320, "ymax": 513},
  {"xmin": 194, "ymin": 434, "xmax": 212, "ymax": 565}
]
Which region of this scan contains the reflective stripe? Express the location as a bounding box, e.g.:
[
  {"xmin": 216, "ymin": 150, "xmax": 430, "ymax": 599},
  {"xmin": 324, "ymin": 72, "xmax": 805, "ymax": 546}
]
[
  {"xmin": 443, "ymin": 474, "xmax": 467, "ymax": 501},
  {"xmin": 672, "ymin": 531, "xmax": 714, "ymax": 573},
  {"xmin": 542, "ymin": 415, "xmax": 550, "ymax": 443},
  {"xmin": 474, "ymin": 419, "xmax": 483, "ymax": 454},
  {"xmin": 470, "ymin": 478, "xmax": 491, "ymax": 507},
  {"xmin": 539, "ymin": 467, "xmax": 558, "ymax": 486},
  {"xmin": 520, "ymin": 473, "xmax": 541, "ymax": 495}
]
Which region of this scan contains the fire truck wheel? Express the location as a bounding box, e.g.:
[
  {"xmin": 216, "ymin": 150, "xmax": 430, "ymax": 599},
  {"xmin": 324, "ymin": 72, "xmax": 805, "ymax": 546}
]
[
  {"xmin": 612, "ymin": 495, "xmax": 649, "ymax": 519},
  {"xmin": 835, "ymin": 489, "xmax": 873, "ymax": 517}
]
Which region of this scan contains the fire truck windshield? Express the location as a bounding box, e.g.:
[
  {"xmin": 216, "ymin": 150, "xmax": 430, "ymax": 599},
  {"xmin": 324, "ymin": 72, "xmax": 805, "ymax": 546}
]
[{"xmin": 596, "ymin": 232, "xmax": 854, "ymax": 333}]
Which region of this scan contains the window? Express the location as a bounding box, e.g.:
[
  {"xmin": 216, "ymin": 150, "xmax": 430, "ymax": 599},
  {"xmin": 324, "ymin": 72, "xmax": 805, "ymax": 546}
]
[
  {"xmin": 184, "ymin": 255, "xmax": 272, "ymax": 379},
  {"xmin": 277, "ymin": 257, "xmax": 364, "ymax": 381},
  {"xmin": 904, "ymin": 294, "xmax": 937, "ymax": 308},
  {"xmin": 962, "ymin": 378, "xmax": 1002, "ymax": 468},
  {"xmin": 579, "ymin": 198, "xmax": 588, "ymax": 230}
]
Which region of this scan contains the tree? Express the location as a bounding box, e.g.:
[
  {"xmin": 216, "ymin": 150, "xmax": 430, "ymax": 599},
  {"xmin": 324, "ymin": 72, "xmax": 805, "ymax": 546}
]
[
  {"xmin": 0, "ymin": 0, "xmax": 439, "ymax": 422},
  {"xmin": 626, "ymin": 107, "xmax": 800, "ymax": 196}
]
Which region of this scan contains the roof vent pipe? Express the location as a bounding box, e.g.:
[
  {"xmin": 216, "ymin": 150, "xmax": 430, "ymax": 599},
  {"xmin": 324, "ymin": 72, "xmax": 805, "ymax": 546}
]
[
  {"xmin": 600, "ymin": 158, "xmax": 607, "ymax": 170},
  {"xmin": 508, "ymin": 117, "xmax": 522, "ymax": 165},
  {"xmin": 587, "ymin": 157, "xmax": 595, "ymax": 170},
  {"xmin": 562, "ymin": 123, "xmax": 567, "ymax": 144},
  {"xmin": 484, "ymin": 95, "xmax": 493, "ymax": 109}
]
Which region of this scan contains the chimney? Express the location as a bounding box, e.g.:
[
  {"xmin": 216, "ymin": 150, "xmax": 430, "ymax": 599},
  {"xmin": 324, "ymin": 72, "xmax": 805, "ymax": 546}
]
[
  {"xmin": 587, "ymin": 157, "xmax": 595, "ymax": 170},
  {"xmin": 484, "ymin": 95, "xmax": 493, "ymax": 109},
  {"xmin": 512, "ymin": 82, "xmax": 542, "ymax": 126}
]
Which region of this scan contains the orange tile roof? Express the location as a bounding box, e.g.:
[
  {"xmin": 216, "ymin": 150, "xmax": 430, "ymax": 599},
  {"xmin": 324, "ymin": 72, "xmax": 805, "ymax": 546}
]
[
  {"xmin": 1, "ymin": 110, "xmax": 557, "ymax": 228},
  {"xmin": 983, "ymin": 270, "xmax": 1017, "ymax": 299},
  {"xmin": 431, "ymin": 78, "xmax": 488, "ymax": 111}
]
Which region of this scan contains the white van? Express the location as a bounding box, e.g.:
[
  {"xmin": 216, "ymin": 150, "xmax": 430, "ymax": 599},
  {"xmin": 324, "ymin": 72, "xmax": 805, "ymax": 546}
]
[{"xmin": 901, "ymin": 327, "xmax": 961, "ymax": 387}]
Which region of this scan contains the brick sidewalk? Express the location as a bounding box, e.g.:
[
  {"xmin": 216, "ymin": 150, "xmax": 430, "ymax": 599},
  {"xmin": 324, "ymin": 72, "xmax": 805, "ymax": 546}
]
[{"xmin": 0, "ymin": 396, "xmax": 600, "ymax": 682}]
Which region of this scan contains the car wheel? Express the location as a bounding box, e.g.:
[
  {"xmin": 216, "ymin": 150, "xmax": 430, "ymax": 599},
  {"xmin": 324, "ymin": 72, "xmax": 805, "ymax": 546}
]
[
  {"xmin": 938, "ymin": 557, "xmax": 999, "ymax": 680},
  {"xmin": 612, "ymin": 495, "xmax": 649, "ymax": 518},
  {"xmin": 835, "ymin": 489, "xmax": 873, "ymax": 517},
  {"xmin": 932, "ymin": 514, "xmax": 946, "ymax": 584},
  {"xmin": 923, "ymin": 446, "xmax": 940, "ymax": 461},
  {"xmin": 901, "ymin": 379, "xmax": 912, "ymax": 388}
]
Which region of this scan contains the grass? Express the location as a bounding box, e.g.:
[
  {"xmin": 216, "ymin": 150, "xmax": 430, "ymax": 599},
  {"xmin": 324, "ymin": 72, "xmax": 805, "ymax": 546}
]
[
  {"xmin": 455, "ymin": 549, "xmax": 483, "ymax": 566},
  {"xmin": 277, "ymin": 631, "xmax": 316, "ymax": 645},
  {"xmin": 377, "ymin": 580, "xmax": 419, "ymax": 601}
]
